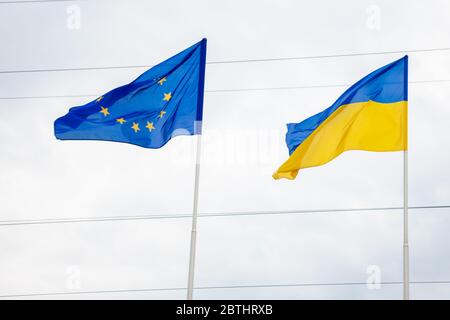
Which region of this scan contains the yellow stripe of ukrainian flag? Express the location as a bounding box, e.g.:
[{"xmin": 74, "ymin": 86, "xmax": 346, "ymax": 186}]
[{"xmin": 273, "ymin": 100, "xmax": 407, "ymax": 180}]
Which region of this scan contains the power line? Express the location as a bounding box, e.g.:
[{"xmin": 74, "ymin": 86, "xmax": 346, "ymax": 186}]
[
  {"xmin": 0, "ymin": 205, "xmax": 448, "ymax": 227},
  {"xmin": 0, "ymin": 79, "xmax": 449, "ymax": 101},
  {"xmin": 0, "ymin": 0, "xmax": 76, "ymax": 3},
  {"xmin": 0, "ymin": 47, "xmax": 449, "ymax": 75},
  {"xmin": 208, "ymin": 47, "xmax": 450, "ymax": 64},
  {"xmin": 1, "ymin": 280, "xmax": 449, "ymax": 298},
  {"xmin": 207, "ymin": 79, "xmax": 450, "ymax": 93},
  {"xmin": 0, "ymin": 94, "xmax": 96, "ymax": 100}
]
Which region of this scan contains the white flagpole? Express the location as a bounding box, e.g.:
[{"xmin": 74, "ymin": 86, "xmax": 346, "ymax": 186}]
[
  {"xmin": 187, "ymin": 133, "xmax": 202, "ymax": 300},
  {"xmin": 187, "ymin": 38, "xmax": 207, "ymax": 300},
  {"xmin": 403, "ymin": 55, "xmax": 409, "ymax": 300},
  {"xmin": 403, "ymin": 150, "xmax": 409, "ymax": 300}
]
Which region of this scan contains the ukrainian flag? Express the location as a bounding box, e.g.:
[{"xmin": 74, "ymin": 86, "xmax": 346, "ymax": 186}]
[{"xmin": 273, "ymin": 56, "xmax": 408, "ymax": 180}]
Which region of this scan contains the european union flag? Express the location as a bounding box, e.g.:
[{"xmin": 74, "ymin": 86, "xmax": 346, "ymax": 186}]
[{"xmin": 54, "ymin": 39, "xmax": 207, "ymax": 148}]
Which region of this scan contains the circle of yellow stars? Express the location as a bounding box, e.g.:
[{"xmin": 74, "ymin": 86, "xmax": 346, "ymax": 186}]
[{"xmin": 96, "ymin": 76, "xmax": 171, "ymax": 135}]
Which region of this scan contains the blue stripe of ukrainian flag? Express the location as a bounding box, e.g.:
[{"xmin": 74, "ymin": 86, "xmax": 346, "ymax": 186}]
[
  {"xmin": 273, "ymin": 56, "xmax": 408, "ymax": 180},
  {"xmin": 54, "ymin": 39, "xmax": 207, "ymax": 149}
]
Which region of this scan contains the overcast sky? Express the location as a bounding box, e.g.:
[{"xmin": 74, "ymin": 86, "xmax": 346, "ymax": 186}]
[{"xmin": 0, "ymin": 0, "xmax": 449, "ymax": 299}]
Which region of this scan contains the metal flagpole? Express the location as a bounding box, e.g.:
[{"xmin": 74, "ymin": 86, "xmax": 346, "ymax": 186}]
[
  {"xmin": 403, "ymin": 150, "xmax": 409, "ymax": 300},
  {"xmin": 403, "ymin": 55, "xmax": 409, "ymax": 300},
  {"xmin": 187, "ymin": 38, "xmax": 207, "ymax": 300},
  {"xmin": 187, "ymin": 134, "xmax": 202, "ymax": 300}
]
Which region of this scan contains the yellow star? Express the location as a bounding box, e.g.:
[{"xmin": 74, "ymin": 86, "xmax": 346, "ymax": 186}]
[
  {"xmin": 100, "ymin": 106, "xmax": 110, "ymax": 117},
  {"xmin": 158, "ymin": 77, "xmax": 167, "ymax": 85},
  {"xmin": 116, "ymin": 118, "xmax": 126, "ymax": 124},
  {"xmin": 158, "ymin": 110, "xmax": 167, "ymax": 118},
  {"xmin": 96, "ymin": 96, "xmax": 103, "ymax": 103},
  {"xmin": 131, "ymin": 122, "xmax": 140, "ymax": 133},
  {"xmin": 163, "ymin": 92, "xmax": 172, "ymax": 101},
  {"xmin": 146, "ymin": 121, "xmax": 155, "ymax": 132}
]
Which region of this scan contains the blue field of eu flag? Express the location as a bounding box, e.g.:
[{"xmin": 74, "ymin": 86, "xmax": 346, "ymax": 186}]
[{"xmin": 54, "ymin": 39, "xmax": 207, "ymax": 148}]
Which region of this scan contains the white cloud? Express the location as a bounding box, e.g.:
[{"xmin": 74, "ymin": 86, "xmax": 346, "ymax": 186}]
[{"xmin": 0, "ymin": 0, "xmax": 449, "ymax": 299}]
